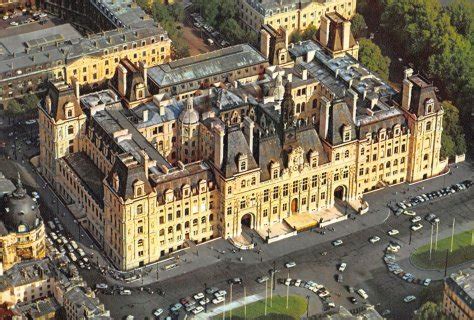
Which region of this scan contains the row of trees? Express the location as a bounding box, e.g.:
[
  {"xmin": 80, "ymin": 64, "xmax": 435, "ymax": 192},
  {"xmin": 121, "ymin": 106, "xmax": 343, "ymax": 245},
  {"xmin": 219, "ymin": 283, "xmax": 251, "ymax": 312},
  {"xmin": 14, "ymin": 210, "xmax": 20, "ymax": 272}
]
[
  {"xmin": 4, "ymin": 94, "xmax": 39, "ymax": 122},
  {"xmin": 135, "ymin": 0, "xmax": 190, "ymax": 58},
  {"xmin": 193, "ymin": 0, "xmax": 257, "ymax": 45},
  {"xmin": 358, "ymin": 0, "xmax": 472, "ymax": 160}
]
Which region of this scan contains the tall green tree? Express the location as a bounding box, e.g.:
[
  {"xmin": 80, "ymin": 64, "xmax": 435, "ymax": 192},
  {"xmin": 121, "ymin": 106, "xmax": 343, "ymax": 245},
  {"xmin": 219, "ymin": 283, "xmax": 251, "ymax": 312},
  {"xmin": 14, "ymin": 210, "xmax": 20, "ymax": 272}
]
[
  {"xmin": 23, "ymin": 94, "xmax": 39, "ymax": 114},
  {"xmin": 440, "ymin": 101, "xmax": 467, "ymax": 160},
  {"xmin": 351, "ymin": 13, "xmax": 367, "ymax": 38},
  {"xmin": 446, "ymin": 0, "xmax": 474, "ymax": 39},
  {"xmin": 358, "ymin": 38, "xmax": 391, "ymax": 80}
]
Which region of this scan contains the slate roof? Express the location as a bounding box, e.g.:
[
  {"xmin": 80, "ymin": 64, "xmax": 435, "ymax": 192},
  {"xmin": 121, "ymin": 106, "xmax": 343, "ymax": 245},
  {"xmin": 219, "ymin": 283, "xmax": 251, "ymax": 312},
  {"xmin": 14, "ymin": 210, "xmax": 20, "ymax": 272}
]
[
  {"xmin": 327, "ymin": 101, "xmax": 356, "ymax": 145},
  {"xmin": 107, "ymin": 154, "xmax": 152, "ymax": 200},
  {"xmin": 408, "ymin": 75, "xmax": 442, "ymax": 116},
  {"xmin": 222, "ymin": 126, "xmax": 259, "ymax": 178},
  {"xmin": 41, "ymin": 82, "xmax": 83, "ymax": 122},
  {"xmin": 63, "ymin": 152, "xmax": 105, "ymax": 208},
  {"xmin": 244, "ymin": 0, "xmax": 313, "ymax": 17},
  {"xmin": 446, "ymin": 269, "xmax": 474, "ymax": 311},
  {"xmin": 147, "ymin": 44, "xmax": 266, "ymax": 88}
]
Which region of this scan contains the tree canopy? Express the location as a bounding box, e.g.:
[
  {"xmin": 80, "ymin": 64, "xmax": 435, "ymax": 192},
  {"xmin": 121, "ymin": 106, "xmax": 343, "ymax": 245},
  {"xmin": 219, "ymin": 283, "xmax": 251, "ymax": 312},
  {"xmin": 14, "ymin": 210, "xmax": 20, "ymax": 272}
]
[
  {"xmin": 351, "ymin": 13, "xmax": 367, "ymax": 38},
  {"xmin": 440, "ymin": 101, "xmax": 467, "ymax": 160},
  {"xmin": 358, "ymin": 38, "xmax": 391, "ymax": 80},
  {"xmin": 412, "ymin": 302, "xmax": 451, "ymax": 320}
]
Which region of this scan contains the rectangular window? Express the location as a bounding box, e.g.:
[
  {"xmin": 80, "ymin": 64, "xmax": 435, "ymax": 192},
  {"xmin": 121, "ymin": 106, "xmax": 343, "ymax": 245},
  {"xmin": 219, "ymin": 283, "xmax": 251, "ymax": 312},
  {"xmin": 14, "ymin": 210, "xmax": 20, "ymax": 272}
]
[
  {"xmin": 240, "ymin": 200, "xmax": 245, "ymax": 209},
  {"xmin": 263, "ymin": 209, "xmax": 268, "ymax": 217},
  {"xmin": 137, "ymin": 226, "xmax": 143, "ymax": 234},
  {"xmin": 321, "ymin": 173, "xmax": 327, "ymax": 185},
  {"xmin": 302, "ymin": 178, "xmax": 308, "ymax": 191},
  {"xmin": 283, "ymin": 184, "xmax": 289, "ymax": 197},
  {"xmin": 263, "ymin": 189, "xmax": 269, "ymax": 202},
  {"xmin": 311, "ymin": 175, "xmax": 317, "ymax": 188},
  {"xmin": 321, "ymin": 192, "xmax": 326, "ymax": 200},
  {"xmin": 292, "ymin": 181, "xmax": 298, "ymax": 193},
  {"xmin": 273, "ymin": 187, "xmax": 279, "ymax": 200},
  {"xmin": 311, "ymin": 194, "xmax": 316, "ymax": 203}
]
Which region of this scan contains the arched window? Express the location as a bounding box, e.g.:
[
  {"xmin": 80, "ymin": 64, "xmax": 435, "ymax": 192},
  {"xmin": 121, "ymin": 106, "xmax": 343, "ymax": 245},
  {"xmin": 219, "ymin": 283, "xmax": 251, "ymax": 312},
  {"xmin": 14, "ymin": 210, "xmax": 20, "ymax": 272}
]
[
  {"xmin": 394, "ymin": 159, "xmax": 398, "ymax": 166},
  {"xmin": 193, "ymin": 219, "xmax": 198, "ymax": 226},
  {"xmin": 209, "ymin": 214, "xmax": 214, "ymax": 221},
  {"xmin": 379, "ymin": 164, "xmax": 384, "ymax": 170},
  {"xmin": 159, "ymin": 229, "xmax": 164, "ymax": 236},
  {"xmin": 426, "ymin": 121, "xmax": 432, "ymax": 131},
  {"xmin": 136, "ymin": 204, "xmax": 143, "ymax": 214},
  {"xmin": 167, "ymin": 226, "xmax": 173, "ymax": 234},
  {"xmin": 176, "ymin": 224, "xmax": 181, "ymax": 231},
  {"xmin": 67, "ymin": 125, "xmax": 74, "ymax": 135},
  {"xmin": 185, "ymin": 221, "xmax": 190, "ymax": 228},
  {"xmin": 241, "ymin": 180, "xmax": 246, "ymax": 188},
  {"xmin": 386, "ymin": 161, "xmax": 391, "ymax": 168},
  {"xmin": 201, "ymin": 217, "xmax": 206, "ymax": 224}
]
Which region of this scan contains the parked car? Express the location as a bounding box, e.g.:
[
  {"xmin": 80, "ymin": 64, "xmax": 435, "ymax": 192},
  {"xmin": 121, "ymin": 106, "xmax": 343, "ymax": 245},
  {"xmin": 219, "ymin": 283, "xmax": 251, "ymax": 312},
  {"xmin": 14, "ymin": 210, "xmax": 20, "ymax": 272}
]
[
  {"xmin": 153, "ymin": 309, "xmax": 163, "ymax": 317},
  {"xmin": 192, "ymin": 306, "xmax": 204, "ymax": 314},
  {"xmin": 193, "ymin": 292, "xmax": 204, "ymax": 300},
  {"xmin": 257, "ymin": 276, "xmax": 269, "ymax": 283},
  {"xmin": 214, "ymin": 290, "xmax": 227, "ymax": 298},
  {"xmin": 336, "ymin": 274, "xmax": 343, "ymax": 283},
  {"xmin": 294, "ymin": 279, "xmax": 302, "ymax": 287},
  {"xmin": 285, "ymin": 261, "xmax": 296, "ymax": 268},
  {"xmin": 411, "ymin": 223, "xmax": 423, "ymax": 231},
  {"xmin": 96, "ymin": 283, "xmax": 108, "ymax": 289},
  {"xmin": 403, "ymin": 210, "xmax": 416, "ymax": 216},
  {"xmin": 228, "ymin": 278, "xmax": 242, "ymax": 285},
  {"xmin": 403, "ymin": 295, "xmax": 416, "ymax": 303},
  {"xmin": 332, "ymin": 239, "xmax": 343, "ymax": 246},
  {"xmin": 170, "ymin": 303, "xmax": 182, "ymax": 312},
  {"xmin": 338, "ymin": 263, "xmax": 347, "ymax": 272},
  {"xmin": 369, "ymin": 236, "xmax": 380, "ymax": 243},
  {"xmin": 423, "ymin": 279, "xmax": 432, "ymax": 286},
  {"xmin": 349, "ymin": 296, "xmax": 358, "ymax": 304},
  {"xmin": 212, "ymin": 296, "xmax": 225, "ymax": 304},
  {"xmin": 205, "ymin": 287, "xmax": 218, "ymax": 295},
  {"xmin": 410, "ymin": 216, "xmax": 421, "ymax": 223},
  {"xmin": 388, "ymin": 229, "xmax": 399, "ymax": 236},
  {"xmin": 357, "ymin": 289, "xmax": 369, "ymax": 299}
]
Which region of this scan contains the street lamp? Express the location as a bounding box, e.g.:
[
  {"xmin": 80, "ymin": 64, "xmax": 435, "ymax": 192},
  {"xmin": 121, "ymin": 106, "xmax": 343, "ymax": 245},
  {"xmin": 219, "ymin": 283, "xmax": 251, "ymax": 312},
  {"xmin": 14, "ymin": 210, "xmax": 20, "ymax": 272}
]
[
  {"xmin": 204, "ymin": 282, "xmax": 208, "ymax": 313},
  {"xmin": 306, "ymin": 295, "xmax": 310, "ymax": 318}
]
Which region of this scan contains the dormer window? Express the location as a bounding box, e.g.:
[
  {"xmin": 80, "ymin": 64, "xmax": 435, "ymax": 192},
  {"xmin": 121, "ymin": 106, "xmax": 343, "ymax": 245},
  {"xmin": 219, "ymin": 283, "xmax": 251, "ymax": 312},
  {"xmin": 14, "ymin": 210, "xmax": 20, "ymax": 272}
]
[
  {"xmin": 310, "ymin": 151, "xmax": 319, "ymax": 168},
  {"xmin": 165, "ymin": 189, "xmax": 174, "ymax": 203},
  {"xmin": 135, "ymin": 83, "xmax": 145, "ymax": 100},
  {"xmin": 133, "ymin": 180, "xmax": 145, "ymax": 198},
  {"xmin": 238, "ymin": 154, "xmax": 248, "ymax": 172},
  {"xmin": 270, "ymin": 161, "xmax": 280, "ymax": 179},
  {"xmin": 342, "ymin": 125, "xmax": 351, "ymax": 142},
  {"xmin": 425, "ymin": 98, "xmax": 434, "ymax": 114},
  {"xmin": 112, "ymin": 173, "xmax": 120, "ymax": 192},
  {"xmin": 65, "ymin": 102, "xmax": 74, "ymax": 119},
  {"xmin": 182, "ymin": 185, "xmax": 191, "ymax": 197}
]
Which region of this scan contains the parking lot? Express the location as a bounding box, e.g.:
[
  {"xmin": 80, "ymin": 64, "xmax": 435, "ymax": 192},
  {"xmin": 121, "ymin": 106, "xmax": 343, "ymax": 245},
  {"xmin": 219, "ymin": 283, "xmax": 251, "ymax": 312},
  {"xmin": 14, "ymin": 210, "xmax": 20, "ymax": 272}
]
[{"xmin": 0, "ymin": 10, "xmax": 59, "ymax": 37}]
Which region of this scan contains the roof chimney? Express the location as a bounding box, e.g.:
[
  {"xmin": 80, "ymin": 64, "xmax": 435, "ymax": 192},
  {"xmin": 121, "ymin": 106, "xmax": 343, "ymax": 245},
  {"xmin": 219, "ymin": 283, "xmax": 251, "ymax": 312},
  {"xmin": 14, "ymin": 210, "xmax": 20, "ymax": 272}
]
[
  {"xmin": 243, "ymin": 117, "xmax": 255, "ymax": 152},
  {"xmin": 319, "ymin": 97, "xmax": 330, "ymax": 140},
  {"xmin": 143, "ymin": 109, "xmax": 149, "ymax": 122},
  {"xmin": 342, "ymin": 20, "xmax": 351, "ymax": 50},
  {"xmin": 320, "ymin": 15, "xmax": 330, "ymax": 47}
]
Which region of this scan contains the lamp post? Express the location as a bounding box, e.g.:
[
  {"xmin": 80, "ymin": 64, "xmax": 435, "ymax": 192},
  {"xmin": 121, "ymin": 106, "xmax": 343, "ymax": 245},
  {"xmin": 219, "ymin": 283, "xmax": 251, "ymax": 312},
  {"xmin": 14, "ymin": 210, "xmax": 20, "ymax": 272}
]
[
  {"xmin": 306, "ymin": 295, "xmax": 310, "ymax": 318},
  {"xmin": 204, "ymin": 282, "xmax": 208, "ymax": 313}
]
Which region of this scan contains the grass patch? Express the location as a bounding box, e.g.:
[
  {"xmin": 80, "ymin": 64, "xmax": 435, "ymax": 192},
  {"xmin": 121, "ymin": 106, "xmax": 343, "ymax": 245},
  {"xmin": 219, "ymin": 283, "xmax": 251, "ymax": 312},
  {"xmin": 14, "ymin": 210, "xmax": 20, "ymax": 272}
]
[
  {"xmin": 411, "ymin": 229, "xmax": 474, "ymax": 269},
  {"xmin": 213, "ymin": 295, "xmax": 307, "ymax": 320}
]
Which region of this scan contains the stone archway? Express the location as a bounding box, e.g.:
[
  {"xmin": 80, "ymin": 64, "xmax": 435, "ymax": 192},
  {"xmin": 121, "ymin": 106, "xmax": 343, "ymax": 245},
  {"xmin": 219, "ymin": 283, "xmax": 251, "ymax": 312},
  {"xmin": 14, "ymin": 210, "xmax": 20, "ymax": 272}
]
[
  {"xmin": 241, "ymin": 213, "xmax": 252, "ymax": 228},
  {"xmin": 334, "ymin": 185, "xmax": 347, "ymax": 201}
]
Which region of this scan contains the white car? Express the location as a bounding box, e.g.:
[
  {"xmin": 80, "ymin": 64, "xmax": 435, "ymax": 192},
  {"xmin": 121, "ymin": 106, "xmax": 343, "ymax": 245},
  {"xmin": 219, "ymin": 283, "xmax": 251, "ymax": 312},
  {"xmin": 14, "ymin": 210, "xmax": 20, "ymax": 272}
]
[
  {"xmin": 284, "ymin": 278, "xmax": 292, "ymax": 286},
  {"xmin": 193, "ymin": 292, "xmax": 204, "ymax": 300},
  {"xmin": 214, "ymin": 290, "xmax": 226, "ymax": 298},
  {"xmin": 410, "ymin": 216, "xmax": 421, "ymax": 223},
  {"xmin": 357, "ymin": 289, "xmax": 369, "ymax": 299},
  {"xmin": 198, "ymin": 298, "xmax": 210, "ymax": 306},
  {"xmin": 153, "ymin": 309, "xmax": 163, "ymax": 317},
  {"xmin": 285, "ymin": 261, "xmax": 296, "ymax": 268},
  {"xmin": 257, "ymin": 276, "xmax": 269, "ymax": 283},
  {"xmin": 70, "ymin": 240, "xmax": 78, "ymax": 250},
  {"xmin": 403, "ymin": 210, "xmax": 416, "ymax": 216},
  {"xmin": 423, "ymin": 279, "xmax": 431, "ymax": 286},
  {"xmin": 332, "ymin": 239, "xmax": 343, "ymax": 246},
  {"xmin": 369, "ymin": 236, "xmax": 380, "ymax": 243},
  {"xmin": 411, "ymin": 223, "xmax": 423, "ymax": 231},
  {"xmin": 192, "ymin": 306, "xmax": 204, "ymax": 314},
  {"xmin": 388, "ymin": 229, "xmax": 399, "ymax": 236},
  {"xmin": 96, "ymin": 283, "xmax": 108, "ymax": 289},
  {"xmin": 338, "ymin": 263, "xmax": 347, "ymax": 272},
  {"xmin": 386, "ymin": 245, "xmax": 399, "ymax": 253},
  {"xmin": 294, "ymin": 279, "xmax": 302, "ymax": 287},
  {"xmin": 403, "ymin": 295, "xmax": 416, "ymax": 303},
  {"xmin": 212, "ymin": 296, "xmax": 225, "ymax": 304}
]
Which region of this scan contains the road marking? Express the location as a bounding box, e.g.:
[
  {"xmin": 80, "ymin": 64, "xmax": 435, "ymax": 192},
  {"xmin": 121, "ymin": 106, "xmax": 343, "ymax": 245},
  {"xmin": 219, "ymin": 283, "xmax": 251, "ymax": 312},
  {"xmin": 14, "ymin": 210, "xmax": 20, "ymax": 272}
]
[{"xmin": 382, "ymin": 210, "xmax": 391, "ymax": 223}]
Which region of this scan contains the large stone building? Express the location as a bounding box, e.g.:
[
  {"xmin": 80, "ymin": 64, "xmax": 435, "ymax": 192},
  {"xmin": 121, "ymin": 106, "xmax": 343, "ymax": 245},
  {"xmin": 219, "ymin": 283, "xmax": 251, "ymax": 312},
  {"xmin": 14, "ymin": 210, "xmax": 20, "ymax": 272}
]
[
  {"xmin": 238, "ymin": 0, "xmax": 356, "ymax": 38},
  {"xmin": 38, "ymin": 21, "xmax": 445, "ymax": 270},
  {"xmin": 0, "ymin": 0, "xmax": 171, "ymax": 108},
  {"xmin": 444, "ymin": 268, "xmax": 473, "ymax": 320},
  {"xmin": 0, "ymin": 175, "xmax": 46, "ymax": 271}
]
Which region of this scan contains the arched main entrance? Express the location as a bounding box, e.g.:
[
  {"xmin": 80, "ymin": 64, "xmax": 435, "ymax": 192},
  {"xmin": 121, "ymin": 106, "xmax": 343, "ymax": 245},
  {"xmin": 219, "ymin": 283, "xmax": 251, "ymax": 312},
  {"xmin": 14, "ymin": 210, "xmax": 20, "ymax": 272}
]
[
  {"xmin": 241, "ymin": 214, "xmax": 252, "ymax": 228},
  {"xmin": 334, "ymin": 185, "xmax": 346, "ymax": 201},
  {"xmin": 291, "ymin": 198, "xmax": 298, "ymax": 214}
]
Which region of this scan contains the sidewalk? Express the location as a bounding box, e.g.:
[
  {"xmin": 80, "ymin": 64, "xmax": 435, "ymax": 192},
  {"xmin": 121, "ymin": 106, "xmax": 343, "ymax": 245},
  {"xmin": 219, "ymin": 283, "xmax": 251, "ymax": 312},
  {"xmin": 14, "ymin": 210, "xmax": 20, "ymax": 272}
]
[{"xmin": 195, "ymin": 294, "xmax": 263, "ymax": 319}]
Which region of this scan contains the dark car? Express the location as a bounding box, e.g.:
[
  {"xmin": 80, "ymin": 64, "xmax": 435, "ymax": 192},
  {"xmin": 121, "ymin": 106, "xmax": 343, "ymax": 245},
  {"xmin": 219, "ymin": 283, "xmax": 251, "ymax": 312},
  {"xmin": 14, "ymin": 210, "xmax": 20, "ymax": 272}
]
[{"xmin": 349, "ymin": 296, "xmax": 358, "ymax": 304}]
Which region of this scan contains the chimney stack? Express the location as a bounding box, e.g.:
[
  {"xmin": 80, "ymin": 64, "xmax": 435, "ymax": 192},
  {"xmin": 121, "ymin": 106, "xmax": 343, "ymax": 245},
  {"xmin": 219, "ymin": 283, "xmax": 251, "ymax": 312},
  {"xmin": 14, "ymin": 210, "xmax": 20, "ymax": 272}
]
[
  {"xmin": 117, "ymin": 64, "xmax": 128, "ymax": 96},
  {"xmin": 143, "ymin": 109, "xmax": 149, "ymax": 122},
  {"xmin": 401, "ymin": 68, "xmax": 414, "ymax": 111},
  {"xmin": 260, "ymin": 27, "xmax": 271, "ymax": 59},
  {"xmin": 319, "ymin": 97, "xmax": 330, "ymax": 140},
  {"xmin": 243, "ymin": 117, "xmax": 255, "ymax": 152},
  {"xmin": 347, "ymin": 89, "xmax": 358, "ymax": 123},
  {"xmin": 342, "ymin": 20, "xmax": 351, "ymax": 50},
  {"xmin": 213, "ymin": 124, "xmax": 225, "ymax": 169},
  {"xmin": 320, "ymin": 15, "xmax": 330, "ymax": 47},
  {"xmin": 45, "ymin": 96, "xmax": 52, "ymax": 114}
]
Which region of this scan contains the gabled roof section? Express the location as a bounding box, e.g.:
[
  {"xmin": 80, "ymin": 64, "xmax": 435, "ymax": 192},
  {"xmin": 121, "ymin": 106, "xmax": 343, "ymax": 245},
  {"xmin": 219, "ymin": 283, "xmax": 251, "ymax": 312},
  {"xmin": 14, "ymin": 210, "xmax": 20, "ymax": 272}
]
[
  {"xmin": 327, "ymin": 101, "xmax": 356, "ymax": 145},
  {"xmin": 222, "ymin": 126, "xmax": 258, "ymax": 178}
]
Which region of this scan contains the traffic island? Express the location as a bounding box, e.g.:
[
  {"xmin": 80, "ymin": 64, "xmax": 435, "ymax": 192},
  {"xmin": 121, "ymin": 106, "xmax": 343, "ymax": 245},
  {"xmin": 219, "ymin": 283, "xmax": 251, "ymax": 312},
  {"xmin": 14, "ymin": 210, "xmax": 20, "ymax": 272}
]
[{"xmin": 410, "ymin": 229, "xmax": 474, "ymax": 270}]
